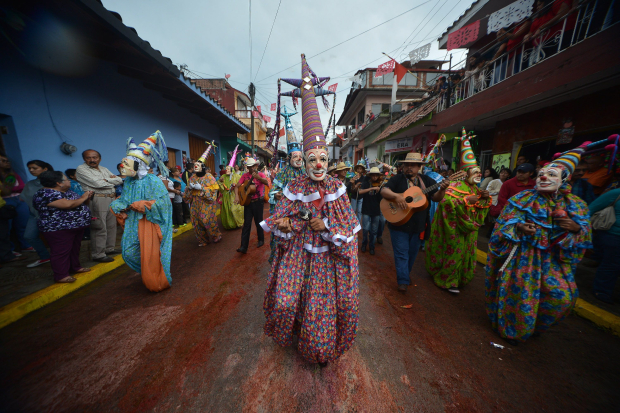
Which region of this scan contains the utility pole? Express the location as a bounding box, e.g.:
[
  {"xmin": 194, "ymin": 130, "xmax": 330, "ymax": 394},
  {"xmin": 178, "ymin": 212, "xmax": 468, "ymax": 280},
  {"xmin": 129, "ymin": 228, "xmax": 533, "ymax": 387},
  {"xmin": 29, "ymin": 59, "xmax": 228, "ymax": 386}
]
[
  {"xmin": 249, "ymin": 82, "xmax": 255, "ymax": 155},
  {"xmin": 446, "ymin": 53, "xmax": 453, "ymax": 109}
]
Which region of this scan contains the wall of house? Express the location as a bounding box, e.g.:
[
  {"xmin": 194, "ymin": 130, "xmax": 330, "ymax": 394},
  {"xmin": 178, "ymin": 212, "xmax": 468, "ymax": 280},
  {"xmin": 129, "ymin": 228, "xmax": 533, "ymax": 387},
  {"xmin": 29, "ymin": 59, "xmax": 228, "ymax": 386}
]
[{"xmin": 0, "ymin": 45, "xmax": 228, "ymax": 178}]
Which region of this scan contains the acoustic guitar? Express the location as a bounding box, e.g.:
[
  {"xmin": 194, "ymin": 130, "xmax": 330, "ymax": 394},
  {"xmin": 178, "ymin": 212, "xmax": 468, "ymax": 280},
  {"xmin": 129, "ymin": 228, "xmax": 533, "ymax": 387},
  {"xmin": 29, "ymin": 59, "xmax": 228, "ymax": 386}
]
[
  {"xmin": 238, "ymin": 176, "xmax": 256, "ymax": 206},
  {"xmin": 380, "ymin": 171, "xmax": 467, "ymax": 226}
]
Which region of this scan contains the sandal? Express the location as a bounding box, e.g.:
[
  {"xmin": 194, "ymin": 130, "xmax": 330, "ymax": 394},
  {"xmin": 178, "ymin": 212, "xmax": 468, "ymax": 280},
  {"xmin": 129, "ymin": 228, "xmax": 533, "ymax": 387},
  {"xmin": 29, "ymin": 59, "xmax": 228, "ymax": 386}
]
[{"xmin": 57, "ymin": 276, "xmax": 76, "ymax": 283}]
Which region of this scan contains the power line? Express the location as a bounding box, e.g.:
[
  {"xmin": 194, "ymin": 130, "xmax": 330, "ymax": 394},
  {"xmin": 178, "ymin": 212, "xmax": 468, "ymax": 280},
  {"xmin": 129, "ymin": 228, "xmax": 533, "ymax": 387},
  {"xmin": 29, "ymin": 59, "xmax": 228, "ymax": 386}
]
[
  {"xmin": 249, "ymin": 0, "xmax": 252, "ymax": 81},
  {"xmin": 255, "ymin": 0, "xmax": 432, "ymax": 84},
  {"xmin": 254, "ymin": 0, "xmax": 282, "ymax": 82}
]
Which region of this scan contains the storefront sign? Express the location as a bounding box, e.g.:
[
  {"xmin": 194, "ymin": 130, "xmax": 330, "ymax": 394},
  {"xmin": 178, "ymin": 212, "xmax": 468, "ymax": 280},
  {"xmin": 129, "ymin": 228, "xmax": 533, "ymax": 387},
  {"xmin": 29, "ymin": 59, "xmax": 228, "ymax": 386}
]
[
  {"xmin": 385, "ymin": 137, "xmax": 414, "ymax": 153},
  {"xmin": 491, "ymin": 152, "xmax": 511, "ymax": 173}
]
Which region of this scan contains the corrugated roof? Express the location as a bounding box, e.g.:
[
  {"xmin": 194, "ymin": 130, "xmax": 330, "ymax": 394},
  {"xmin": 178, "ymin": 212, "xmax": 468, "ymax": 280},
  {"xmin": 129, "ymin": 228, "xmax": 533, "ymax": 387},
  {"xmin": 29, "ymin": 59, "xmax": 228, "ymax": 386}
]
[{"xmin": 373, "ymin": 97, "xmax": 440, "ymax": 143}]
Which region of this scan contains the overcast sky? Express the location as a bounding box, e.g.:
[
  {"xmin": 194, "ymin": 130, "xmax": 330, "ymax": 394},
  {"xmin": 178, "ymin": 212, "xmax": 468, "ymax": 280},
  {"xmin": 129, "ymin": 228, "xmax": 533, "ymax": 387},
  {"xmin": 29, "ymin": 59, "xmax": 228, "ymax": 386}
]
[{"xmin": 102, "ymin": 0, "xmax": 473, "ymax": 138}]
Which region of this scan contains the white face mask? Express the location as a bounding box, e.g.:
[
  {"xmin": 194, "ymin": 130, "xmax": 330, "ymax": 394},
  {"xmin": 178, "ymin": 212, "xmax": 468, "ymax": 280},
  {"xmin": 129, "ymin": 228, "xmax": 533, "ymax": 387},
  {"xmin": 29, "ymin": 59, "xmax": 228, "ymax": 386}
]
[
  {"xmin": 193, "ymin": 162, "xmax": 203, "ymax": 172},
  {"xmin": 305, "ymin": 149, "xmax": 328, "ymax": 181},
  {"xmin": 467, "ymin": 167, "xmax": 481, "ymax": 184},
  {"xmin": 536, "ymin": 166, "xmax": 563, "ymax": 192},
  {"xmin": 290, "ymin": 151, "xmax": 303, "ymax": 168},
  {"xmin": 120, "ymin": 157, "xmax": 136, "ymax": 178}
]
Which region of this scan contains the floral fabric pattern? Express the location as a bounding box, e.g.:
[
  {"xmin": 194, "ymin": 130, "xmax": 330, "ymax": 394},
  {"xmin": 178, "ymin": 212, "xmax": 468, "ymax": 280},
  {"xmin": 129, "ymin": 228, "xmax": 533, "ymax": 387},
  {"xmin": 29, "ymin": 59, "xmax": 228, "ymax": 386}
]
[
  {"xmin": 260, "ymin": 175, "xmax": 360, "ymax": 363},
  {"xmin": 484, "ymin": 186, "xmax": 592, "ymax": 341},
  {"xmin": 425, "ymin": 180, "xmax": 489, "ymax": 289},
  {"xmin": 33, "ymin": 188, "xmax": 91, "ymax": 233},
  {"xmin": 184, "ymin": 173, "xmax": 222, "ymax": 244},
  {"xmin": 268, "ymin": 165, "xmax": 303, "ymax": 262}
]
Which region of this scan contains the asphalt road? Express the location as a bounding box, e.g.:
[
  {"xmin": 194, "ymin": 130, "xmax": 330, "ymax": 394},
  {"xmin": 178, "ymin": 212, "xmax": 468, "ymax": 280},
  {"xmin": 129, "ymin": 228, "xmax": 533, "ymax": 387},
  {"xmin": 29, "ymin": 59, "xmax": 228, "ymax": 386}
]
[{"xmin": 1, "ymin": 213, "xmax": 619, "ymax": 413}]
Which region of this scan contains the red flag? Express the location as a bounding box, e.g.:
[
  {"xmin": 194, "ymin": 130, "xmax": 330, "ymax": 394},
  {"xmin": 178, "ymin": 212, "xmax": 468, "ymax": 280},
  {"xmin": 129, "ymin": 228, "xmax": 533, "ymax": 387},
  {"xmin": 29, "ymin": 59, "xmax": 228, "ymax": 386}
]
[
  {"xmin": 279, "ymin": 128, "xmax": 285, "ymax": 137},
  {"xmin": 270, "ymin": 103, "xmax": 276, "ymax": 111},
  {"xmin": 394, "ymin": 61, "xmax": 407, "ymax": 84},
  {"xmin": 252, "ymin": 110, "xmax": 260, "ymax": 118},
  {"xmin": 447, "ymin": 20, "xmax": 481, "ymax": 51},
  {"xmin": 256, "ymin": 105, "xmax": 261, "ymax": 113},
  {"xmin": 375, "ymin": 60, "xmax": 395, "ymax": 77},
  {"xmin": 328, "ymin": 83, "xmax": 338, "ymax": 93},
  {"xmin": 263, "ymin": 115, "xmax": 271, "ymax": 123},
  {"xmin": 225, "ymin": 74, "xmax": 231, "ymax": 79}
]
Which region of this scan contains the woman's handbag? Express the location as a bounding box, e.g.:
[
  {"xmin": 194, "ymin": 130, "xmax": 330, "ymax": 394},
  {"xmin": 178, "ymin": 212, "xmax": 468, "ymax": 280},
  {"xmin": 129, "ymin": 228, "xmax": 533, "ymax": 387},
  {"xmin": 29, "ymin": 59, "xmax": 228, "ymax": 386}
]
[{"xmin": 591, "ymin": 194, "xmax": 620, "ymax": 231}]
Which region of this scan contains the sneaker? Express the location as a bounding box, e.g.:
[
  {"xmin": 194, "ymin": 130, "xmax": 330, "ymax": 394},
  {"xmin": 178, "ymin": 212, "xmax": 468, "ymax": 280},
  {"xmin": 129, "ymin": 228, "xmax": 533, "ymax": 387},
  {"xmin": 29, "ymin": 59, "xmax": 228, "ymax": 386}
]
[
  {"xmin": 376, "ymin": 237, "xmax": 383, "ymax": 245},
  {"xmin": 12, "ymin": 251, "xmax": 22, "ymax": 257},
  {"xmin": 448, "ymin": 287, "xmax": 460, "ymax": 294},
  {"xmin": 27, "ymin": 258, "xmax": 51, "ymax": 268},
  {"xmin": 23, "ymin": 247, "xmax": 36, "ymax": 252},
  {"xmin": 173, "ymin": 228, "xmax": 179, "ymax": 233}
]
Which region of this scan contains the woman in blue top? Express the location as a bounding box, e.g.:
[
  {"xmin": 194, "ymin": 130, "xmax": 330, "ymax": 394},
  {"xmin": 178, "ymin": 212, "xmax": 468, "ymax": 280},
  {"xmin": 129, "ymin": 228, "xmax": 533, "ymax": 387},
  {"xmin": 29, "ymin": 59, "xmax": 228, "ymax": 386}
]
[
  {"xmin": 33, "ymin": 171, "xmax": 93, "ymax": 283},
  {"xmin": 590, "ymin": 188, "xmax": 620, "ymax": 303}
]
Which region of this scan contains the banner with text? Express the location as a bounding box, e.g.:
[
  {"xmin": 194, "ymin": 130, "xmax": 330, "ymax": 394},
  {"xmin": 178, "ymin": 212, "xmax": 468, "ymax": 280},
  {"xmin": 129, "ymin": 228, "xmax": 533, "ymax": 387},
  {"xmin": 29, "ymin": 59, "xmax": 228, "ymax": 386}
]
[{"xmin": 385, "ymin": 136, "xmax": 414, "ymax": 153}]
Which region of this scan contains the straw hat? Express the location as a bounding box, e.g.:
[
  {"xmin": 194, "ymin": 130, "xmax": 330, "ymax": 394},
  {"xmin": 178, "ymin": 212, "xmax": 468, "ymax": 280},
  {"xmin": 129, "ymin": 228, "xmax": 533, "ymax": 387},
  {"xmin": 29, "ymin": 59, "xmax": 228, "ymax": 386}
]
[
  {"xmin": 327, "ymin": 164, "xmax": 336, "ymax": 173},
  {"xmin": 396, "ymin": 152, "xmax": 427, "ymax": 164},
  {"xmin": 335, "ymin": 162, "xmax": 350, "ymax": 171},
  {"xmin": 368, "ymin": 167, "xmax": 382, "ymax": 174},
  {"xmin": 354, "ymin": 160, "xmax": 367, "ymax": 171}
]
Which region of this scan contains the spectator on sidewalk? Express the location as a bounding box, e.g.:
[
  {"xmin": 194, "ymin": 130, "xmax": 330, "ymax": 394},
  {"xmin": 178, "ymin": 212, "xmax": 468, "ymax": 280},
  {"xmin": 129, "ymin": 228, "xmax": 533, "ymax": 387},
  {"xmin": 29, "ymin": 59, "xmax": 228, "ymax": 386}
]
[
  {"xmin": 583, "ymin": 154, "xmax": 613, "ymax": 195},
  {"xmin": 171, "ymin": 181, "xmax": 184, "ymax": 232},
  {"xmin": 76, "ymin": 149, "xmax": 122, "ymax": 263},
  {"xmin": 570, "ymin": 163, "xmax": 596, "ymax": 204},
  {"xmin": 0, "ymin": 154, "xmax": 30, "ymax": 254},
  {"xmin": 20, "ymin": 160, "xmax": 55, "ymax": 267},
  {"xmin": 511, "ymin": 155, "xmax": 529, "ymax": 178},
  {"xmin": 490, "ymin": 163, "xmax": 536, "ymax": 217},
  {"xmin": 479, "ymin": 167, "xmax": 498, "ymax": 190},
  {"xmin": 590, "ymin": 188, "xmax": 620, "ymax": 304},
  {"xmin": 66, "ymin": 168, "xmax": 91, "ymax": 241},
  {"xmin": 33, "ymin": 171, "xmax": 93, "ymax": 283}
]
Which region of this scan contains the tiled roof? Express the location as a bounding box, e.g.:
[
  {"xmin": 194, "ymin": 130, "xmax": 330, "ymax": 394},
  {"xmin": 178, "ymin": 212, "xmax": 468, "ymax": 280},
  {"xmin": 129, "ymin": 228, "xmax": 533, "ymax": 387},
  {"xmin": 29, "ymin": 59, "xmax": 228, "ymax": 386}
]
[{"xmin": 373, "ymin": 97, "xmax": 440, "ymax": 144}]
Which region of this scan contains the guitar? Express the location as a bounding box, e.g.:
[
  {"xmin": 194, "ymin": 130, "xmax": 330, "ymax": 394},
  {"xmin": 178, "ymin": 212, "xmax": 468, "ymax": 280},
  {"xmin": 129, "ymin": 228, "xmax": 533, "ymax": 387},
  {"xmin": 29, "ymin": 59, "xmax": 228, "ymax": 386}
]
[
  {"xmin": 238, "ymin": 175, "xmax": 256, "ymax": 206},
  {"xmin": 380, "ymin": 171, "xmax": 467, "ymax": 226}
]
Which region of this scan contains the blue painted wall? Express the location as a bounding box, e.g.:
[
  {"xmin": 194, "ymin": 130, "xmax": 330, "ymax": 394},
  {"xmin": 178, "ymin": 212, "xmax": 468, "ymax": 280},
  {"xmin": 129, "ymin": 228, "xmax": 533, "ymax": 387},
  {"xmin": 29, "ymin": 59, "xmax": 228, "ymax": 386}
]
[{"xmin": 0, "ymin": 43, "xmax": 229, "ymax": 181}]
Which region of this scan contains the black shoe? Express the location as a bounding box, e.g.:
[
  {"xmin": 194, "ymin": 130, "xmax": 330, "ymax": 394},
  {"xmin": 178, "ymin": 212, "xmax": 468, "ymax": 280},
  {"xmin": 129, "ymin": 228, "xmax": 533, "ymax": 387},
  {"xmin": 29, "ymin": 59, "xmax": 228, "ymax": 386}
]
[
  {"xmin": 106, "ymin": 249, "xmax": 122, "ymax": 255},
  {"xmin": 318, "ymin": 362, "xmax": 328, "ymax": 368},
  {"xmin": 257, "ymin": 240, "xmax": 264, "ymax": 248},
  {"xmin": 361, "ymin": 244, "xmax": 367, "ymax": 253},
  {"xmin": 369, "ymin": 248, "xmax": 375, "ymax": 255},
  {"xmin": 397, "ymin": 284, "xmax": 407, "ymax": 293},
  {"xmin": 376, "ymin": 237, "xmax": 383, "ymax": 245},
  {"xmin": 237, "ymin": 247, "xmax": 247, "ymax": 254},
  {"xmin": 93, "ymin": 256, "xmax": 114, "ymax": 263},
  {"xmin": 503, "ymin": 337, "xmax": 519, "ymax": 346}
]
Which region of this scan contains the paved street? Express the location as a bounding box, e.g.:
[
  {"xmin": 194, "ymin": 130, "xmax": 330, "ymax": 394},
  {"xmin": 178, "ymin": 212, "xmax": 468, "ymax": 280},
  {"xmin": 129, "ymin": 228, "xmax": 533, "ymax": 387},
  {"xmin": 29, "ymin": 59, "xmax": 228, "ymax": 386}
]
[{"xmin": 1, "ymin": 214, "xmax": 618, "ymax": 413}]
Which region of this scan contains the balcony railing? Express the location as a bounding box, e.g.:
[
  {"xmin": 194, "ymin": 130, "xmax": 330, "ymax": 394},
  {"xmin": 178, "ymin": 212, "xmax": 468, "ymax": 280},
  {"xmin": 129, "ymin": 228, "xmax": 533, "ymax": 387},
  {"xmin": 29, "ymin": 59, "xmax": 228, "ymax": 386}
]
[{"xmin": 437, "ymin": 0, "xmax": 614, "ymax": 112}]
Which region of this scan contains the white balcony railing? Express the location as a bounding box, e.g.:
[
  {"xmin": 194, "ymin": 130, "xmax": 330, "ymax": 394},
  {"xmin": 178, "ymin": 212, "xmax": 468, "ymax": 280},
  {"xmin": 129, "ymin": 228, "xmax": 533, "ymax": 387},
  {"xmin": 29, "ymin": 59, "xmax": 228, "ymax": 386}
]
[{"xmin": 437, "ymin": 0, "xmax": 614, "ymax": 112}]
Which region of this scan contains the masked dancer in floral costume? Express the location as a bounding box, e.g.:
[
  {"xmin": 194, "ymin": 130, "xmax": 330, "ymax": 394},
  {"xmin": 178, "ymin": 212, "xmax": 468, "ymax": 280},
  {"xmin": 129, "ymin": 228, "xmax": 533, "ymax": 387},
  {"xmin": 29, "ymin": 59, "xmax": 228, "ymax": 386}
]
[
  {"xmin": 425, "ymin": 129, "xmax": 490, "ymax": 294},
  {"xmin": 110, "ymin": 131, "xmax": 173, "ymax": 292},
  {"xmin": 485, "ymin": 142, "xmax": 595, "ymax": 345},
  {"xmin": 219, "ymin": 146, "xmax": 244, "ymax": 230},
  {"xmin": 260, "ymin": 55, "xmax": 360, "ymax": 367},
  {"xmin": 183, "ymin": 144, "xmax": 222, "ymax": 246},
  {"xmin": 268, "ymin": 105, "xmax": 304, "ymax": 263}
]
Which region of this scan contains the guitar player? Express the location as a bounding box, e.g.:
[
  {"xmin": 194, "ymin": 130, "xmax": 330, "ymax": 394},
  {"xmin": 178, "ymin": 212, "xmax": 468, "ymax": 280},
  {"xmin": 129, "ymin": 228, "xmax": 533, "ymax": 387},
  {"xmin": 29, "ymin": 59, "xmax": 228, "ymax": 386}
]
[
  {"xmin": 379, "ymin": 152, "xmax": 450, "ymax": 293},
  {"xmin": 236, "ymin": 157, "xmax": 269, "ymax": 254}
]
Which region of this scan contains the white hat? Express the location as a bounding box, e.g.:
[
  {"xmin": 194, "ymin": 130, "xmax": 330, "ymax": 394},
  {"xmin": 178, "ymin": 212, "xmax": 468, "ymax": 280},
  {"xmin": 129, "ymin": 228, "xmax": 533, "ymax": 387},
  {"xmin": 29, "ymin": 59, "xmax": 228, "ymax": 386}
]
[{"xmin": 245, "ymin": 157, "xmax": 258, "ymax": 167}]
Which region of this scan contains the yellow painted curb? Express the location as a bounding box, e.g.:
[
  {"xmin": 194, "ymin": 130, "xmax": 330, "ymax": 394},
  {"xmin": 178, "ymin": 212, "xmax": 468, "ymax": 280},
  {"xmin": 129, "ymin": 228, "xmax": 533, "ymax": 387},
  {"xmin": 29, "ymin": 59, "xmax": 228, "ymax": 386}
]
[
  {"xmin": 0, "ymin": 223, "xmax": 194, "ymax": 329},
  {"xmin": 476, "ymin": 248, "xmax": 620, "ymax": 337}
]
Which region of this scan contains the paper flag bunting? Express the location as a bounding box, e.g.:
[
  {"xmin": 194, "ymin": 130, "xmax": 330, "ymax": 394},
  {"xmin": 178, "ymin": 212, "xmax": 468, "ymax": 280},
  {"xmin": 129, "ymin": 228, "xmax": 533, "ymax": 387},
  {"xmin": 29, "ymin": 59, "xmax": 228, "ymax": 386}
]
[
  {"xmin": 328, "ymin": 83, "xmax": 338, "ymax": 92},
  {"xmin": 409, "ymin": 43, "xmax": 431, "ymax": 65},
  {"xmin": 375, "ymin": 60, "xmax": 396, "ymax": 77},
  {"xmin": 487, "ymin": 0, "xmax": 534, "ymax": 34},
  {"xmin": 270, "ymin": 103, "xmax": 276, "ymax": 111},
  {"xmin": 447, "ymin": 20, "xmax": 481, "ymax": 51}
]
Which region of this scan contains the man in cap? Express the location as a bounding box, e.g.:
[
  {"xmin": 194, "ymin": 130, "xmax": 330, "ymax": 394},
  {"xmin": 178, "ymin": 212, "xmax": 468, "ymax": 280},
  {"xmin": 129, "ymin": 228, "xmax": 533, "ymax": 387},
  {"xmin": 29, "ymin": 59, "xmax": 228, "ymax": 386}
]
[
  {"xmin": 236, "ymin": 156, "xmax": 269, "ymax": 254},
  {"xmin": 425, "ymin": 129, "xmax": 490, "ymax": 294},
  {"xmin": 380, "ymin": 152, "xmax": 449, "ymax": 293},
  {"xmin": 490, "ymin": 162, "xmax": 536, "ymax": 218},
  {"xmin": 358, "ymin": 167, "xmax": 384, "ymax": 255}
]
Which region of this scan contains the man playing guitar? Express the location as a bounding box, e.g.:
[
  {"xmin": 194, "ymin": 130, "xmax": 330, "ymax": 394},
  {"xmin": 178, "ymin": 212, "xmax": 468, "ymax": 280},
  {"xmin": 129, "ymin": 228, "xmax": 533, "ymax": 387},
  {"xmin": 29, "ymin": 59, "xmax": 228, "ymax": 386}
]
[
  {"xmin": 379, "ymin": 152, "xmax": 450, "ymax": 293},
  {"xmin": 236, "ymin": 156, "xmax": 270, "ymax": 254}
]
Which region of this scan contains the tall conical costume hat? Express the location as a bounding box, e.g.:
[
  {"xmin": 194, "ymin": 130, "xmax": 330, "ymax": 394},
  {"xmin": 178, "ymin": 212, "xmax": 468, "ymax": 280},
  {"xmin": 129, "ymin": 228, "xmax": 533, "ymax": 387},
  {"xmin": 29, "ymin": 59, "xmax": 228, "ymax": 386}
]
[
  {"xmin": 459, "ymin": 127, "xmax": 478, "ymax": 170},
  {"xmin": 281, "ymin": 54, "xmax": 335, "ymax": 153},
  {"xmin": 126, "ymin": 130, "xmax": 169, "ymax": 175},
  {"xmin": 281, "ymin": 105, "xmax": 302, "ymax": 154},
  {"xmin": 198, "ymin": 141, "xmax": 217, "ymax": 164}
]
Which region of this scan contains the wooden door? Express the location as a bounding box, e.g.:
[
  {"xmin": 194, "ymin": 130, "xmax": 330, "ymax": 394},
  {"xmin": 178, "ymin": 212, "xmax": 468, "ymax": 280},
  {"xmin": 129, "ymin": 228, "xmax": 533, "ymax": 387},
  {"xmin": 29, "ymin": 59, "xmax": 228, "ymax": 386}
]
[
  {"xmin": 167, "ymin": 148, "xmax": 177, "ymax": 169},
  {"xmin": 188, "ymin": 134, "xmax": 215, "ymax": 173}
]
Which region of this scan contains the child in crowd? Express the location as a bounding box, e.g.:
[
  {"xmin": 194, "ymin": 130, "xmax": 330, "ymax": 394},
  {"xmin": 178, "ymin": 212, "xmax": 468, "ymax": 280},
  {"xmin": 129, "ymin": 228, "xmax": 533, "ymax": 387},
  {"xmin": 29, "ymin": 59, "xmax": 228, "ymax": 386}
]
[{"xmin": 172, "ymin": 181, "xmax": 185, "ymax": 233}]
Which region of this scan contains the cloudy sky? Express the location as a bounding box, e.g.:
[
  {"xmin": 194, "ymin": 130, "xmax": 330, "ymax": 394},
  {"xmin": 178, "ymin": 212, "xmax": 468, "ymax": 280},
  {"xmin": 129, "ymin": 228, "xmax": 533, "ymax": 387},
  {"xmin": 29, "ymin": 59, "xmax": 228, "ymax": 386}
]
[{"xmin": 102, "ymin": 0, "xmax": 473, "ymax": 138}]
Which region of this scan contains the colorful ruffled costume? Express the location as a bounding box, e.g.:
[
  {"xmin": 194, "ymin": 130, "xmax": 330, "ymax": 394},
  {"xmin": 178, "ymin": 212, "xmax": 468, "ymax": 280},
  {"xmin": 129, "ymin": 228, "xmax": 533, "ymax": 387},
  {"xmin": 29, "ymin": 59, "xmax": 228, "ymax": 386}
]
[
  {"xmin": 485, "ymin": 142, "xmax": 595, "ymax": 342},
  {"xmin": 110, "ymin": 131, "xmax": 173, "ymax": 292},
  {"xmin": 425, "ymin": 130, "xmax": 490, "ymax": 289},
  {"xmin": 260, "ymin": 175, "xmax": 360, "ymax": 363},
  {"xmin": 184, "ymin": 173, "xmax": 222, "ymax": 245},
  {"xmin": 484, "ymin": 186, "xmax": 591, "ymax": 341}
]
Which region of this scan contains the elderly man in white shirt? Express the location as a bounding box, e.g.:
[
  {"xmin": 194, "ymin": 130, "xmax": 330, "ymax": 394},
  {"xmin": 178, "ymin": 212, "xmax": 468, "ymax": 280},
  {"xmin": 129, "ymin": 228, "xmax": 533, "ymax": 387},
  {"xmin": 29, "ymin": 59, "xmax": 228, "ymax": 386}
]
[{"xmin": 76, "ymin": 150, "xmax": 123, "ymax": 262}]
